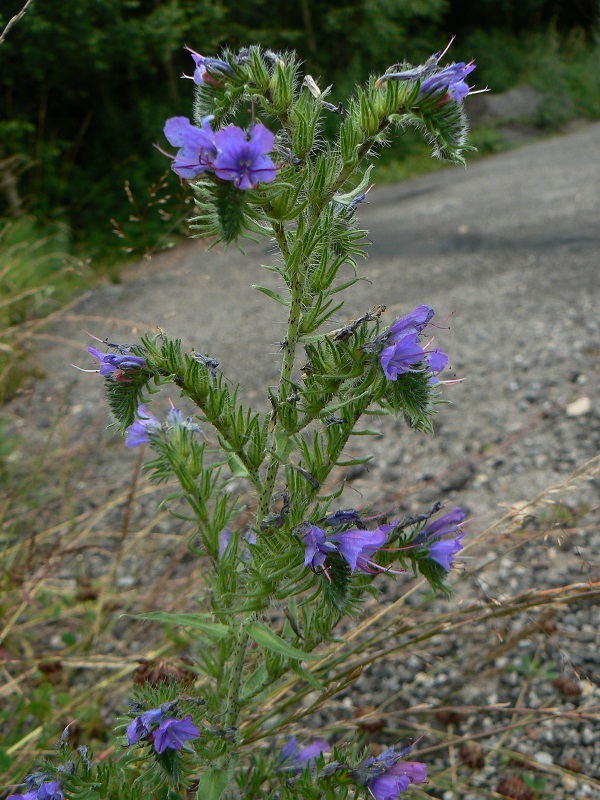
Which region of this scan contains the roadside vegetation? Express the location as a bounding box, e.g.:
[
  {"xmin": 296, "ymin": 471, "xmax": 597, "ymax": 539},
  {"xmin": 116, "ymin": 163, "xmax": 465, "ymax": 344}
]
[{"xmin": 1, "ymin": 1, "xmax": 599, "ymax": 795}]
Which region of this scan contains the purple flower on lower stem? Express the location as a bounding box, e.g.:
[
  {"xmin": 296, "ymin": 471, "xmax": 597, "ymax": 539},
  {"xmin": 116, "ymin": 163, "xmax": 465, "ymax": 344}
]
[
  {"xmin": 8, "ymin": 781, "xmax": 63, "ymax": 800},
  {"xmin": 164, "ymin": 115, "xmax": 216, "ymax": 179},
  {"xmin": 153, "ymin": 715, "xmax": 200, "ymax": 754},
  {"xmin": 213, "ymin": 123, "xmax": 277, "ymax": 189},
  {"xmin": 420, "ymin": 507, "xmax": 466, "ymax": 572},
  {"xmin": 126, "ymin": 706, "xmax": 167, "ymax": 745},
  {"xmin": 300, "ymin": 524, "xmax": 338, "ymax": 571},
  {"xmin": 419, "ymin": 61, "xmax": 476, "ymax": 102},
  {"xmin": 358, "ymin": 748, "xmax": 427, "ymax": 800},
  {"xmin": 125, "ymin": 403, "xmax": 161, "ymax": 448},
  {"xmin": 428, "ymin": 536, "xmax": 465, "ymax": 571},
  {"xmin": 86, "ymin": 346, "xmax": 146, "ymax": 379},
  {"xmin": 421, "ymin": 507, "xmax": 466, "ymax": 539},
  {"xmin": 331, "ymin": 523, "xmax": 396, "ymax": 573},
  {"xmin": 378, "ymin": 305, "xmax": 447, "ymax": 382},
  {"xmin": 379, "ymin": 334, "xmax": 429, "ymax": 380},
  {"xmin": 280, "ymin": 736, "xmax": 330, "ymax": 771},
  {"xmin": 388, "ymin": 304, "xmax": 434, "ymax": 343}
]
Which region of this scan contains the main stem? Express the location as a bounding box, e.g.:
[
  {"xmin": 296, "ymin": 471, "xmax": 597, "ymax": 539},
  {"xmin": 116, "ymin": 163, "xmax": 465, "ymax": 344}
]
[{"xmin": 257, "ymin": 220, "xmax": 303, "ymax": 523}]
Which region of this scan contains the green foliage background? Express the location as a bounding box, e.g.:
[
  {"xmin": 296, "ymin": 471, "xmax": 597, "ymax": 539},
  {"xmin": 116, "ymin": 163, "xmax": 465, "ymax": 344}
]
[{"xmin": 0, "ymin": 0, "xmax": 598, "ymax": 260}]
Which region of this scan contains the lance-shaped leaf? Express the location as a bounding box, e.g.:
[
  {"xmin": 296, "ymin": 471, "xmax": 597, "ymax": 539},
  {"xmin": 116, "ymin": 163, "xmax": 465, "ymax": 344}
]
[
  {"xmin": 246, "ymin": 621, "xmax": 325, "ymax": 661},
  {"xmin": 129, "ymin": 611, "xmax": 229, "ymax": 640}
]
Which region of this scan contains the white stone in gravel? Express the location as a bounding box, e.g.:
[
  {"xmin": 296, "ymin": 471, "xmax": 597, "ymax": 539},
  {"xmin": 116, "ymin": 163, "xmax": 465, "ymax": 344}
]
[
  {"xmin": 534, "ymin": 751, "xmax": 554, "ymax": 765},
  {"xmin": 565, "ymin": 396, "xmax": 591, "ymax": 416},
  {"xmin": 561, "ymin": 775, "xmax": 578, "ymax": 791}
]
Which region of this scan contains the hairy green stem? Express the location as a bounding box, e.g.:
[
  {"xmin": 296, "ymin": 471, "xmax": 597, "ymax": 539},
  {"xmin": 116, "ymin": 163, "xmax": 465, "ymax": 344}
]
[
  {"xmin": 224, "ymin": 627, "xmax": 251, "ymax": 730},
  {"xmin": 257, "ymin": 220, "xmax": 304, "ymax": 522}
]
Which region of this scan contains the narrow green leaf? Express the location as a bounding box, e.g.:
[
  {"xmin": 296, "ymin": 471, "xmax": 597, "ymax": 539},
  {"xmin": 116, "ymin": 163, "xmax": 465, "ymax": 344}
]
[
  {"xmin": 290, "ymin": 662, "xmax": 326, "ymax": 692},
  {"xmin": 335, "ymin": 456, "xmax": 373, "ymax": 466},
  {"xmin": 252, "ymin": 285, "xmax": 290, "ymax": 306},
  {"xmin": 246, "ymin": 622, "xmax": 324, "ymax": 661},
  {"xmin": 128, "ymin": 611, "xmax": 229, "ymax": 639}
]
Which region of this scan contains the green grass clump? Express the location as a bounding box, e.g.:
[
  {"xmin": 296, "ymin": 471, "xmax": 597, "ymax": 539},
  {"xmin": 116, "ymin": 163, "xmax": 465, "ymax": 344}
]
[{"xmin": 0, "ymin": 216, "xmax": 90, "ymax": 401}]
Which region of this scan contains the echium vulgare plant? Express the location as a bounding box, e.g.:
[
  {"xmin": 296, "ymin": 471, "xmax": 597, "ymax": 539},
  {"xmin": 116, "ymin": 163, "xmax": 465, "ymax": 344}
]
[{"xmin": 9, "ymin": 44, "xmax": 478, "ymax": 800}]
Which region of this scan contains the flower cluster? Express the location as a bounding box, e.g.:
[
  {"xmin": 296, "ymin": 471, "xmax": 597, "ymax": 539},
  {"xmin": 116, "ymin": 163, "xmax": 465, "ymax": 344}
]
[
  {"xmin": 127, "ymin": 705, "xmax": 200, "ymax": 754},
  {"xmin": 7, "ymin": 779, "xmax": 63, "ymax": 800},
  {"xmin": 164, "ymin": 51, "xmax": 276, "ymax": 188},
  {"xmin": 300, "ymin": 522, "xmax": 397, "ymax": 575},
  {"xmin": 417, "ymin": 506, "xmax": 466, "ymax": 571},
  {"xmin": 419, "ymin": 61, "xmax": 476, "ymax": 102},
  {"xmin": 376, "ymin": 42, "xmax": 475, "ymax": 105},
  {"xmin": 164, "ymin": 116, "xmax": 277, "ymax": 189},
  {"xmin": 378, "ymin": 304, "xmax": 448, "ymax": 382}
]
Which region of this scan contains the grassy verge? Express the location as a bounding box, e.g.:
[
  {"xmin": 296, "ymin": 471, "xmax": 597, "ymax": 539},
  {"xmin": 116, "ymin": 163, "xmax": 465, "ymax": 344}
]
[{"xmin": 1, "ymin": 414, "xmax": 598, "ymax": 794}]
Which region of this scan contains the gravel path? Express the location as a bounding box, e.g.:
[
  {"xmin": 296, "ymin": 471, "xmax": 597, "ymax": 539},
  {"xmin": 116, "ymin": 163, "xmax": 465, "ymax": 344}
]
[{"xmin": 5, "ymin": 122, "xmax": 600, "ymax": 798}]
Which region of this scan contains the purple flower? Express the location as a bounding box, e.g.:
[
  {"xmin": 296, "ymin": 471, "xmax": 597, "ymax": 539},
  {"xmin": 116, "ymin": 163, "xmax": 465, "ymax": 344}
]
[
  {"xmin": 331, "ymin": 523, "xmax": 395, "ymax": 573},
  {"xmin": 126, "ymin": 707, "xmax": 167, "ymax": 745},
  {"xmin": 86, "ymin": 346, "xmax": 145, "ymax": 379},
  {"xmin": 125, "ymin": 403, "xmax": 161, "ymax": 448},
  {"xmin": 213, "ymin": 124, "xmax": 277, "ymax": 189},
  {"xmin": 153, "ymin": 715, "xmax": 200, "ymax": 754},
  {"xmin": 8, "ymin": 781, "xmax": 63, "ymax": 800},
  {"xmin": 183, "ymin": 47, "xmax": 232, "ymax": 86},
  {"xmin": 379, "ymin": 335, "xmax": 430, "ymax": 381},
  {"xmin": 300, "ymin": 524, "xmax": 338, "ymax": 571},
  {"xmin": 378, "ymin": 305, "xmax": 447, "ymax": 382},
  {"xmin": 300, "ymin": 522, "xmax": 395, "ymax": 574},
  {"xmin": 164, "ymin": 115, "xmax": 216, "ymax": 179},
  {"xmin": 428, "ymin": 536, "xmax": 465, "ymax": 571},
  {"xmin": 420, "ymin": 61, "xmax": 476, "ymax": 102},
  {"xmin": 420, "ymin": 507, "xmax": 466, "ymax": 572},
  {"xmin": 359, "ymin": 748, "xmax": 427, "ymax": 800},
  {"xmin": 280, "ymin": 737, "xmax": 329, "ymax": 771},
  {"xmin": 388, "ymin": 304, "xmax": 434, "ymax": 343},
  {"xmin": 421, "ymin": 507, "xmax": 466, "ymax": 539}
]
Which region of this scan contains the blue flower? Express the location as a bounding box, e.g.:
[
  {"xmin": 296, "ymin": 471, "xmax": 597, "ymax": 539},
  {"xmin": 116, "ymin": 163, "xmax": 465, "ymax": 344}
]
[
  {"xmin": 419, "ymin": 61, "xmax": 475, "ymax": 102},
  {"xmin": 300, "ymin": 522, "xmax": 395, "ymax": 574},
  {"xmin": 356, "ymin": 748, "xmax": 427, "ymax": 800},
  {"xmin": 8, "ymin": 780, "xmax": 63, "ymax": 800},
  {"xmin": 125, "ymin": 403, "xmax": 161, "ymax": 448},
  {"xmin": 126, "ymin": 706, "xmax": 167, "ymax": 745},
  {"xmin": 300, "ymin": 524, "xmax": 338, "ymax": 571},
  {"xmin": 378, "ymin": 305, "xmax": 448, "ymax": 382},
  {"xmin": 183, "ymin": 47, "xmax": 232, "ymax": 87},
  {"xmin": 280, "ymin": 736, "xmax": 329, "ymax": 771},
  {"xmin": 420, "ymin": 507, "xmax": 466, "ymax": 572},
  {"xmin": 85, "ymin": 346, "xmax": 145, "ymax": 379},
  {"xmin": 213, "ymin": 123, "xmax": 277, "ymax": 189},
  {"xmin": 164, "ymin": 115, "xmax": 217, "ymax": 180},
  {"xmin": 153, "ymin": 715, "xmax": 200, "ymax": 753},
  {"xmin": 428, "ymin": 536, "xmax": 464, "ymax": 571},
  {"xmin": 330, "ymin": 523, "xmax": 396, "ymax": 573}
]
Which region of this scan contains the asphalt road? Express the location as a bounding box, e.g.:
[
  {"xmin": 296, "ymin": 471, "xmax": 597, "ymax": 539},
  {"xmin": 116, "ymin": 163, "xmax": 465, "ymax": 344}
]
[{"xmin": 8, "ymin": 121, "xmax": 600, "ymax": 521}]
